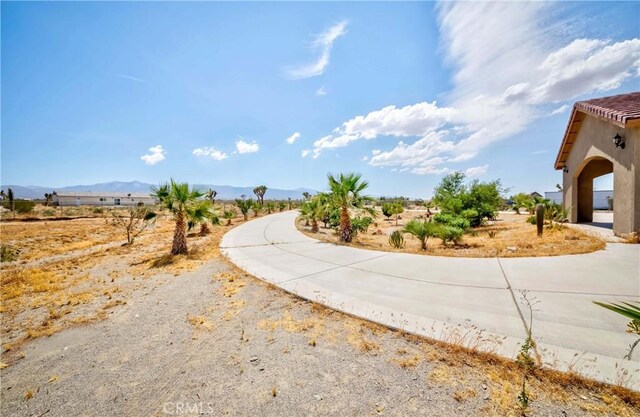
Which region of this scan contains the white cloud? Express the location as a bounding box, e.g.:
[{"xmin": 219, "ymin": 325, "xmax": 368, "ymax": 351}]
[
  {"xmin": 285, "ymin": 20, "xmax": 348, "ymax": 79},
  {"xmin": 316, "ymin": 86, "xmax": 327, "ymax": 96},
  {"xmin": 531, "ymin": 150, "xmax": 549, "ymax": 155},
  {"xmin": 464, "ymin": 165, "xmax": 489, "ymax": 177},
  {"xmin": 192, "ymin": 147, "xmax": 228, "ymax": 161},
  {"xmin": 116, "ymin": 74, "xmax": 145, "ymax": 83},
  {"xmin": 307, "ymin": 2, "xmax": 639, "ymax": 175},
  {"xmin": 301, "ymin": 149, "xmax": 311, "ymax": 158},
  {"xmin": 140, "ymin": 145, "xmax": 165, "ymax": 165},
  {"xmin": 549, "ymin": 104, "xmax": 570, "ymax": 116},
  {"xmin": 285, "ymin": 132, "xmax": 301, "ymax": 145},
  {"xmin": 236, "ymin": 139, "xmax": 259, "ymax": 154}
]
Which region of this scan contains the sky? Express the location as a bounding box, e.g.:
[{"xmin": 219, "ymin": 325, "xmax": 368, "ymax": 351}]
[{"xmin": 2, "ymin": 1, "xmax": 639, "ymax": 198}]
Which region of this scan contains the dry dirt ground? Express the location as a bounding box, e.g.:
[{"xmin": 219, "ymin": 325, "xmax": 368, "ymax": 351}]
[
  {"xmin": 1, "ymin": 214, "xmax": 639, "ymax": 417},
  {"xmin": 298, "ymin": 210, "xmax": 606, "ymax": 258}
]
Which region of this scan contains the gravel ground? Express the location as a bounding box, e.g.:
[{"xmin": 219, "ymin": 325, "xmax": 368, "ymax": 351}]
[{"xmin": 1, "ymin": 230, "xmax": 638, "ymax": 416}]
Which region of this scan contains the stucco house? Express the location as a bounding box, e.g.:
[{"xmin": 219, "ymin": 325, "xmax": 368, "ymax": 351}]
[
  {"xmin": 51, "ymin": 191, "xmax": 156, "ymax": 207},
  {"xmin": 554, "ymin": 92, "xmax": 640, "ymax": 235}
]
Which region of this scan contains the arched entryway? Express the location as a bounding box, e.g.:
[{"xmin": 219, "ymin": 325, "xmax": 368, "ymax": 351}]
[{"xmin": 575, "ymin": 156, "xmax": 613, "ymax": 226}]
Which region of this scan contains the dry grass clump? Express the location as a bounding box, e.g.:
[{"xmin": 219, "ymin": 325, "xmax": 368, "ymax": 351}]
[
  {"xmin": 344, "ymin": 321, "xmax": 381, "ymax": 353},
  {"xmin": 257, "ymin": 310, "xmax": 326, "ymax": 346},
  {"xmin": 298, "ymin": 211, "xmax": 606, "ymax": 258},
  {"xmin": 186, "ymin": 315, "xmax": 216, "ymax": 331}
]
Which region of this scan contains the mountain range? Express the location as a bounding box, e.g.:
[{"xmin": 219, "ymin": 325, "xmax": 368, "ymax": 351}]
[{"xmin": 1, "ymin": 181, "xmax": 317, "ymax": 201}]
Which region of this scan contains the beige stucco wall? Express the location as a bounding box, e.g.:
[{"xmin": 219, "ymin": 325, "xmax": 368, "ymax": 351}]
[{"xmin": 562, "ymin": 114, "xmax": 640, "ymax": 235}]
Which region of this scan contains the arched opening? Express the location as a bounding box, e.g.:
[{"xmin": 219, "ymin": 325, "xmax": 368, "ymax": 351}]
[{"xmin": 575, "ymin": 156, "xmax": 613, "ymax": 228}]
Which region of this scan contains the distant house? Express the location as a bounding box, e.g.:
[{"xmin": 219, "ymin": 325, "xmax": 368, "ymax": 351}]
[
  {"xmin": 530, "ymin": 191, "xmax": 543, "ymax": 199},
  {"xmin": 51, "ymin": 192, "xmax": 155, "ymax": 207}
]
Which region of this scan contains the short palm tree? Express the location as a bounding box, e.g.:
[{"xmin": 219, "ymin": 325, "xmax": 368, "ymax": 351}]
[
  {"xmin": 402, "ymin": 219, "xmax": 441, "ymax": 251},
  {"xmin": 300, "ymin": 197, "xmax": 322, "ymax": 232},
  {"xmin": 187, "ymin": 199, "xmax": 216, "ymax": 236},
  {"xmin": 327, "ymin": 173, "xmax": 375, "ymax": 242},
  {"xmin": 152, "ymin": 179, "xmax": 205, "ymax": 255}
]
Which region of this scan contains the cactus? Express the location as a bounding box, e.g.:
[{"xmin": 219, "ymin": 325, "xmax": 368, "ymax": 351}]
[
  {"xmin": 389, "ymin": 230, "xmax": 405, "ymax": 248},
  {"xmin": 535, "ymin": 204, "xmax": 545, "ymax": 237}
]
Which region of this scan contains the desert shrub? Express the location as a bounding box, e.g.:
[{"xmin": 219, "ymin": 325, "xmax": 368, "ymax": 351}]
[
  {"xmin": 93, "ymin": 207, "xmax": 104, "ymax": 214},
  {"xmin": 42, "ymin": 209, "xmax": 56, "ymax": 217},
  {"xmin": 432, "ymin": 172, "xmax": 503, "ymax": 227},
  {"xmin": 210, "ymin": 213, "xmax": 221, "ymax": 226},
  {"xmin": 433, "ymin": 213, "xmax": 470, "ymax": 230},
  {"xmin": 526, "ymin": 215, "xmax": 537, "ymax": 224},
  {"xmin": 488, "ymin": 230, "xmax": 497, "ymax": 238},
  {"xmin": 1, "ymin": 244, "xmax": 19, "ymax": 262},
  {"xmin": 388, "ymin": 230, "xmax": 405, "ymax": 248},
  {"xmin": 437, "ymin": 226, "xmax": 464, "ymax": 245},
  {"xmin": 235, "ymin": 198, "xmax": 253, "ymax": 221},
  {"xmin": 13, "ymin": 200, "xmax": 36, "ymax": 214},
  {"xmin": 402, "ymin": 219, "xmax": 441, "ymax": 251}
]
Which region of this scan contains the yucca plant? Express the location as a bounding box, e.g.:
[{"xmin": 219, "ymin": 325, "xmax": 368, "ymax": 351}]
[
  {"xmin": 327, "ymin": 173, "xmax": 376, "ymax": 243},
  {"xmin": 251, "ymin": 200, "xmax": 263, "ymax": 217},
  {"xmin": 402, "ymin": 219, "xmax": 441, "ymax": 251},
  {"xmin": 300, "ymin": 198, "xmax": 323, "ymax": 232},
  {"xmin": 389, "ymin": 230, "xmax": 405, "ymax": 248},
  {"xmin": 223, "ymin": 209, "xmax": 236, "ymax": 226},
  {"xmin": 235, "ymin": 198, "xmax": 253, "ymax": 221},
  {"xmin": 594, "ymin": 301, "xmax": 640, "ymax": 359},
  {"xmin": 151, "ymin": 179, "xmax": 205, "ymax": 255}
]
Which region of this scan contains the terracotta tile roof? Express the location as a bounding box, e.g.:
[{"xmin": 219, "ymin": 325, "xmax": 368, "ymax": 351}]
[
  {"xmin": 575, "ymin": 92, "xmax": 640, "ymax": 125},
  {"xmin": 554, "ymin": 92, "xmax": 640, "ymax": 170}
]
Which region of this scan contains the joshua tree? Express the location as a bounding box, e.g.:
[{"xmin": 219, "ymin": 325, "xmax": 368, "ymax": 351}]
[
  {"xmin": 7, "ymin": 188, "xmax": 15, "ymax": 213},
  {"xmin": 235, "ymin": 198, "xmax": 253, "ymax": 221},
  {"xmin": 44, "ymin": 193, "xmax": 53, "ymax": 206},
  {"xmin": 287, "ymin": 197, "xmax": 292, "ymax": 210},
  {"xmin": 302, "ymin": 191, "xmax": 312, "ymax": 201},
  {"xmin": 253, "ymin": 185, "xmax": 267, "ymax": 205},
  {"xmin": 327, "ymin": 173, "xmax": 375, "ymax": 243},
  {"xmin": 555, "ymin": 184, "xmax": 562, "ymax": 192},
  {"xmin": 402, "ymin": 219, "xmax": 441, "ymax": 251},
  {"xmin": 278, "ymin": 201, "xmax": 286, "ymax": 212},
  {"xmin": 206, "ymin": 189, "xmax": 217, "ymax": 206},
  {"xmin": 151, "ymin": 179, "xmax": 205, "ymax": 255}
]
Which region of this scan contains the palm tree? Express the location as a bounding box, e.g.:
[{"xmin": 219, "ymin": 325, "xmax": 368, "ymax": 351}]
[
  {"xmin": 327, "ymin": 173, "xmax": 375, "ymax": 243},
  {"xmin": 402, "ymin": 219, "xmax": 441, "ymax": 251},
  {"xmin": 187, "ymin": 199, "xmax": 216, "ymax": 236},
  {"xmin": 151, "ymin": 179, "xmax": 205, "ymax": 255},
  {"xmin": 300, "ymin": 197, "xmax": 322, "ymax": 232}
]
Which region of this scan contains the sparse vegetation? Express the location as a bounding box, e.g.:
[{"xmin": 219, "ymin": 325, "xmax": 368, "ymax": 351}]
[
  {"xmin": 388, "ymin": 230, "xmax": 405, "ymax": 248},
  {"xmin": 1, "ymin": 244, "xmax": 20, "ymax": 262},
  {"xmin": 235, "ymin": 198, "xmax": 253, "ymax": 221},
  {"xmin": 111, "ymin": 203, "xmax": 157, "ymax": 245}
]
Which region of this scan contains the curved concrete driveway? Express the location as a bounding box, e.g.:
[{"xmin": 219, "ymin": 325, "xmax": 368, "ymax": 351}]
[{"xmin": 221, "ymin": 211, "xmax": 640, "ymax": 389}]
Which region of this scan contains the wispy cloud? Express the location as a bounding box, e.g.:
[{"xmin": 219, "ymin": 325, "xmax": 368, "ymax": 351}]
[
  {"xmin": 192, "ymin": 146, "xmax": 228, "ymax": 160},
  {"xmin": 531, "ymin": 150, "xmax": 549, "ymax": 155},
  {"xmin": 140, "ymin": 145, "xmax": 165, "ymax": 165},
  {"xmin": 236, "ymin": 139, "xmax": 259, "ymax": 154},
  {"xmin": 465, "ymin": 165, "xmax": 489, "ymax": 177},
  {"xmin": 316, "ymin": 86, "xmax": 327, "ymax": 96},
  {"xmin": 285, "ymin": 20, "xmax": 348, "ymax": 80},
  {"xmin": 285, "ymin": 132, "xmax": 301, "ymax": 145},
  {"xmin": 308, "ymin": 3, "xmax": 639, "ymax": 176},
  {"xmin": 116, "ymin": 74, "xmax": 146, "ymax": 83},
  {"xmin": 549, "ymin": 104, "xmax": 569, "ymax": 116}
]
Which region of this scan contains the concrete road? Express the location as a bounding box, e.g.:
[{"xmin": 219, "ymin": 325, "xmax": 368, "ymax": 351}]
[{"xmin": 221, "ymin": 211, "xmax": 640, "ymax": 389}]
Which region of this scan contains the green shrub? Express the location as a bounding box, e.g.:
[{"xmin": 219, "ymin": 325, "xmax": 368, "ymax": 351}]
[
  {"xmin": 526, "ymin": 215, "xmax": 537, "ymax": 224},
  {"xmin": 93, "ymin": 207, "xmax": 104, "ymax": 214},
  {"xmin": 12, "ymin": 200, "xmax": 36, "ymax": 214},
  {"xmin": 433, "ymin": 213, "xmax": 470, "ymax": 230},
  {"xmin": 42, "ymin": 209, "xmax": 56, "ymax": 217},
  {"xmin": 1, "ymin": 244, "xmax": 19, "ymax": 262},
  {"xmin": 437, "ymin": 226, "xmax": 464, "ymax": 245},
  {"xmin": 388, "ymin": 230, "xmax": 405, "ymax": 248},
  {"xmin": 432, "ymin": 172, "xmax": 503, "ymax": 227}
]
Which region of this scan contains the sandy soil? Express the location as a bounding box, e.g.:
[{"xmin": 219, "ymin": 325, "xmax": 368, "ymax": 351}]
[
  {"xmin": 298, "ymin": 210, "xmax": 606, "ymax": 258},
  {"xmin": 1, "ymin": 214, "xmax": 638, "ymax": 416}
]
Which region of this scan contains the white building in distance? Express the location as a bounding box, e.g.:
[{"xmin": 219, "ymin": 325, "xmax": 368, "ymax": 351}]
[{"xmin": 51, "ymin": 191, "xmax": 156, "ymax": 207}]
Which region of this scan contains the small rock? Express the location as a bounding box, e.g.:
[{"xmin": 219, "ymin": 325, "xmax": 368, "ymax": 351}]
[
  {"xmin": 249, "ymin": 356, "xmax": 259, "ymax": 363},
  {"xmin": 580, "ymin": 395, "xmax": 588, "ymax": 400},
  {"xmin": 483, "ymin": 393, "xmax": 490, "ymax": 401},
  {"xmin": 507, "ymin": 246, "xmax": 517, "ymax": 252},
  {"xmin": 481, "ymin": 384, "xmax": 487, "ymax": 390},
  {"xmin": 313, "ymin": 395, "xmax": 323, "ymax": 401}
]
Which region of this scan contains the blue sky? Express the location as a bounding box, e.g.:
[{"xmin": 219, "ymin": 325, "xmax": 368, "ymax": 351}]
[{"xmin": 2, "ymin": 1, "xmax": 639, "ymax": 197}]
